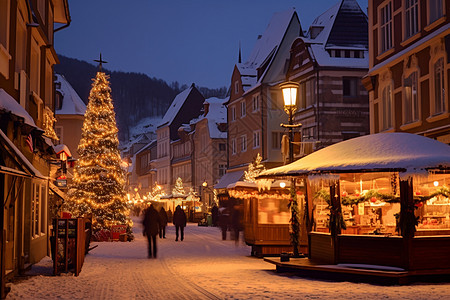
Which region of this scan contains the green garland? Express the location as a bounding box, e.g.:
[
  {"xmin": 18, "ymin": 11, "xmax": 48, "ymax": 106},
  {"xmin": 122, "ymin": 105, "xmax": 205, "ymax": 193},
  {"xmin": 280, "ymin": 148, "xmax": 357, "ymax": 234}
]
[{"xmin": 288, "ymin": 185, "xmax": 300, "ymax": 257}]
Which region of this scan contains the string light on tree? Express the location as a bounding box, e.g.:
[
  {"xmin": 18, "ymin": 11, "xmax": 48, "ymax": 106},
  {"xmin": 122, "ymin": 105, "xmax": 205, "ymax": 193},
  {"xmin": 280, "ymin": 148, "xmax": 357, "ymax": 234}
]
[{"xmin": 64, "ymin": 55, "xmax": 131, "ymax": 233}]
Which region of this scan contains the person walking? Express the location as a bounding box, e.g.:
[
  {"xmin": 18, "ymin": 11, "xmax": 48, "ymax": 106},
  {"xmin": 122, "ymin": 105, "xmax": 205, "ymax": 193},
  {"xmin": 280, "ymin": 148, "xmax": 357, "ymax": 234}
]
[
  {"xmin": 232, "ymin": 205, "xmax": 241, "ymax": 245},
  {"xmin": 173, "ymin": 205, "xmax": 187, "ymax": 241},
  {"xmin": 211, "ymin": 204, "xmax": 219, "ymax": 227},
  {"xmin": 218, "ymin": 207, "xmax": 230, "ymax": 240},
  {"xmin": 159, "ymin": 207, "xmax": 168, "ymax": 238},
  {"xmin": 143, "ymin": 204, "xmax": 161, "ymax": 258}
]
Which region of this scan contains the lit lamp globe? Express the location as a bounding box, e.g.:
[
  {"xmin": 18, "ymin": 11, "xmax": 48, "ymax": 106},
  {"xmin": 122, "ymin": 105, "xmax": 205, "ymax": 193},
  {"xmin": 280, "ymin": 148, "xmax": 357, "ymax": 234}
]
[
  {"xmin": 202, "ymin": 181, "xmax": 208, "ymax": 188},
  {"xmin": 280, "ymin": 81, "xmax": 299, "ymax": 114}
]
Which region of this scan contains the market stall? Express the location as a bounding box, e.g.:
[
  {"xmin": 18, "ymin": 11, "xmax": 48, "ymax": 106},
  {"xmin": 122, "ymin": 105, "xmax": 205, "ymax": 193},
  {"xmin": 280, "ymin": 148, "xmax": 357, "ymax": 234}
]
[
  {"xmin": 228, "ymin": 180, "xmax": 307, "ymax": 257},
  {"xmin": 259, "ymin": 133, "xmax": 450, "ymax": 272}
]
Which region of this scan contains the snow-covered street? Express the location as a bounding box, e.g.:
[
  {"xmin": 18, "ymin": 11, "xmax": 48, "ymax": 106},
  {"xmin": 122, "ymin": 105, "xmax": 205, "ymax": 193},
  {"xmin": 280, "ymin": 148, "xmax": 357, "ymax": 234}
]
[{"xmin": 6, "ymin": 217, "xmax": 450, "ymax": 300}]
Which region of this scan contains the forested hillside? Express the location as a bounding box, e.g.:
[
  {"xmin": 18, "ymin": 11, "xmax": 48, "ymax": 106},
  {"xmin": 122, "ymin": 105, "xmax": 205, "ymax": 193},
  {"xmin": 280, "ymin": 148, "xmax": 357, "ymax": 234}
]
[{"xmin": 55, "ymin": 55, "xmax": 227, "ymax": 142}]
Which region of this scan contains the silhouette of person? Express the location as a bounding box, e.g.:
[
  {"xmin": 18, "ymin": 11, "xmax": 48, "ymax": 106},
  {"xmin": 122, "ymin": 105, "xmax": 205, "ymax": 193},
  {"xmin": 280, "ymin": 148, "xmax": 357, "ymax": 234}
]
[
  {"xmin": 143, "ymin": 204, "xmax": 161, "ymax": 258},
  {"xmin": 173, "ymin": 205, "xmax": 187, "ymax": 241},
  {"xmin": 159, "ymin": 207, "xmax": 168, "ymax": 238}
]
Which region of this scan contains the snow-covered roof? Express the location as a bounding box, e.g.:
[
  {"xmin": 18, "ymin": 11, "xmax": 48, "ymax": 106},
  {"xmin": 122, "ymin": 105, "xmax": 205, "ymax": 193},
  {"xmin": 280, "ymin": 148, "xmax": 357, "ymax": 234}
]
[
  {"xmin": 302, "ymin": 0, "xmax": 368, "ymax": 69},
  {"xmin": 259, "ymin": 133, "xmax": 450, "ymax": 179},
  {"xmin": 53, "ymin": 144, "xmax": 72, "ymax": 158},
  {"xmin": 0, "ymin": 88, "xmax": 36, "ymax": 127},
  {"xmin": 310, "ymin": 45, "xmax": 368, "ymax": 68},
  {"xmin": 306, "ymin": 1, "xmax": 340, "ymax": 44},
  {"xmin": 190, "ymin": 97, "xmax": 227, "ymax": 139},
  {"xmin": 215, "ymin": 170, "xmax": 244, "ymax": 189},
  {"xmin": 237, "ymin": 8, "xmax": 296, "ymax": 86},
  {"xmin": 159, "ymin": 86, "xmax": 194, "ymax": 127},
  {"xmin": 55, "ymin": 74, "xmax": 86, "ymax": 115}
]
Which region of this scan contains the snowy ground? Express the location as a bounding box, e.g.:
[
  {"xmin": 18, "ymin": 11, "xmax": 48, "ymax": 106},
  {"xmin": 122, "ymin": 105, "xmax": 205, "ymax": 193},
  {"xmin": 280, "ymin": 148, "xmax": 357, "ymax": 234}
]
[{"xmin": 6, "ymin": 216, "xmax": 450, "ymax": 299}]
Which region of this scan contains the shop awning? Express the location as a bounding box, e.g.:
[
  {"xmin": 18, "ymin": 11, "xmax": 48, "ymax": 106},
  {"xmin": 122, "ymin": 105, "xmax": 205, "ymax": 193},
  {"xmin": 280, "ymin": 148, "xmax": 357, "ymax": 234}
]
[
  {"xmin": 0, "ymin": 129, "xmax": 46, "ymax": 180},
  {"xmin": 214, "ymin": 170, "xmax": 244, "ymax": 189}
]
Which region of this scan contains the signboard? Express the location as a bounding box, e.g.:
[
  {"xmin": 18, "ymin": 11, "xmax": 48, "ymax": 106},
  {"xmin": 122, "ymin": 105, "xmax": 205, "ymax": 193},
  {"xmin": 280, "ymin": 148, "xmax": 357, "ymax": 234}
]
[{"xmin": 56, "ymin": 179, "xmax": 67, "ymax": 188}]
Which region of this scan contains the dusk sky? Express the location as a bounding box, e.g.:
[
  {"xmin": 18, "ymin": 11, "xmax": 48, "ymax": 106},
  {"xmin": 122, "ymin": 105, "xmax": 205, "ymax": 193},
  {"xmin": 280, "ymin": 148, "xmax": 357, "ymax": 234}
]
[{"xmin": 55, "ymin": 0, "xmax": 368, "ymax": 89}]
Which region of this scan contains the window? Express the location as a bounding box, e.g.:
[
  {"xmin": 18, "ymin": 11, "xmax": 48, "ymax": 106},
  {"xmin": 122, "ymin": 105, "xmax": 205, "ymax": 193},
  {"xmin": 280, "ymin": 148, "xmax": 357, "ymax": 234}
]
[
  {"xmin": 432, "ymin": 57, "xmax": 446, "ymax": 115},
  {"xmin": 300, "ymin": 78, "xmax": 316, "ymax": 108},
  {"xmin": 234, "ymin": 81, "xmax": 239, "ymax": 94},
  {"xmin": 381, "ymin": 85, "xmax": 393, "ymax": 130},
  {"xmin": 240, "ymin": 100, "xmax": 246, "ymax": 117},
  {"xmin": 30, "ymin": 36, "xmax": 40, "ymax": 94},
  {"xmin": 231, "ymin": 106, "xmax": 236, "ymax": 121},
  {"xmin": 231, "ymin": 138, "xmax": 236, "ymax": 155},
  {"xmin": 380, "ymin": 2, "xmax": 393, "ymax": 53},
  {"xmin": 429, "ymin": 0, "xmax": 444, "ymax": 23},
  {"xmin": 272, "ymin": 132, "xmax": 283, "ymax": 149},
  {"xmin": 219, "ymin": 143, "xmax": 226, "ymax": 151},
  {"xmin": 219, "ymin": 164, "xmax": 226, "ymax": 177},
  {"xmin": 252, "ymin": 94, "xmax": 260, "ymax": 112},
  {"xmin": 0, "ymin": 0, "xmax": 9, "ymax": 49},
  {"xmin": 32, "ymin": 182, "xmax": 46, "ymax": 237},
  {"xmin": 343, "ymin": 77, "xmax": 358, "ymax": 97},
  {"xmin": 405, "ymin": 0, "xmax": 419, "ymax": 39},
  {"xmin": 404, "ymin": 71, "xmax": 419, "ymax": 124},
  {"xmin": 253, "ymin": 131, "xmax": 260, "ymax": 149},
  {"xmin": 241, "ymin": 135, "xmax": 247, "ymax": 152},
  {"xmin": 55, "ymin": 92, "xmax": 63, "ymax": 110}
]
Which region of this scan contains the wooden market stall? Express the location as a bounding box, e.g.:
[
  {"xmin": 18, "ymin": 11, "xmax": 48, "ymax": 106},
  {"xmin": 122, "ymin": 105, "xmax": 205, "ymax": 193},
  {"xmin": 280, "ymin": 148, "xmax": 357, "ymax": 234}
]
[
  {"xmin": 228, "ymin": 180, "xmax": 308, "ymax": 257},
  {"xmin": 259, "ymin": 133, "xmax": 450, "ymax": 275}
]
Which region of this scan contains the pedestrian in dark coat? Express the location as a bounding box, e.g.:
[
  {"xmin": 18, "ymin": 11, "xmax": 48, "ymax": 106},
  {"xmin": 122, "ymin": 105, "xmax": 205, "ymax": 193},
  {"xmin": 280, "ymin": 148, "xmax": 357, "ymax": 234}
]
[
  {"xmin": 232, "ymin": 205, "xmax": 241, "ymax": 244},
  {"xmin": 143, "ymin": 204, "xmax": 161, "ymax": 258},
  {"xmin": 211, "ymin": 204, "xmax": 219, "ymax": 227},
  {"xmin": 159, "ymin": 207, "xmax": 168, "ymax": 238},
  {"xmin": 173, "ymin": 205, "xmax": 187, "ymax": 241},
  {"xmin": 218, "ymin": 208, "xmax": 230, "ymax": 240}
]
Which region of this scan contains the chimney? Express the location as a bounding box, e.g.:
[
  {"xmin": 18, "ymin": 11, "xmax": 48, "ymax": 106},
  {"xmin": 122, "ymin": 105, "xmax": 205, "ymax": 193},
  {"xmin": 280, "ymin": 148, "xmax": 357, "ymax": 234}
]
[{"xmin": 203, "ymin": 102, "xmax": 210, "ymax": 116}]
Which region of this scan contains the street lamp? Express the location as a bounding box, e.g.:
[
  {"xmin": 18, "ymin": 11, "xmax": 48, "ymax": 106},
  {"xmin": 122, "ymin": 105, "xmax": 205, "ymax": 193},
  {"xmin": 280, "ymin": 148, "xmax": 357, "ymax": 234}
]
[
  {"xmin": 280, "ymin": 81, "xmax": 302, "ymax": 258},
  {"xmin": 280, "ymin": 81, "xmax": 301, "ymax": 163}
]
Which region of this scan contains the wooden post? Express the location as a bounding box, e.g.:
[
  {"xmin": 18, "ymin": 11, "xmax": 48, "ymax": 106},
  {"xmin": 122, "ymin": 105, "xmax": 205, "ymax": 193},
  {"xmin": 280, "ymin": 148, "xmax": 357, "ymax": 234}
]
[
  {"xmin": 329, "ymin": 181, "xmax": 342, "ymax": 264},
  {"xmin": 399, "ymin": 178, "xmax": 414, "ymax": 270}
]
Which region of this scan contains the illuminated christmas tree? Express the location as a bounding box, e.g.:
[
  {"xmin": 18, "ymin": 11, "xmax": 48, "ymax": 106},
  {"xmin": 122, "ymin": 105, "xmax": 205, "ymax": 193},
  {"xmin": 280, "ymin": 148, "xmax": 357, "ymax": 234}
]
[
  {"xmin": 172, "ymin": 177, "xmax": 185, "ymax": 196},
  {"xmin": 65, "ymin": 70, "xmax": 131, "ymax": 233}
]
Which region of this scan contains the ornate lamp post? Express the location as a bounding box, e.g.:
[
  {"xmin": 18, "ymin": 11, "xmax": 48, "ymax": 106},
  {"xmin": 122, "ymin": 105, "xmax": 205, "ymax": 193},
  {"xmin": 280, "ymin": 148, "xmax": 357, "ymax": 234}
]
[{"xmin": 280, "ymin": 81, "xmax": 302, "ymax": 257}]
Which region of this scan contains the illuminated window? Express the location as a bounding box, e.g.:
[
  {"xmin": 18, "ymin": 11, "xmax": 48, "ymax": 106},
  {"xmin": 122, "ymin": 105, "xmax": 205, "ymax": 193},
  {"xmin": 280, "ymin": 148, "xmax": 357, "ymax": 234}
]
[{"xmin": 403, "ymin": 71, "xmax": 419, "ymax": 124}]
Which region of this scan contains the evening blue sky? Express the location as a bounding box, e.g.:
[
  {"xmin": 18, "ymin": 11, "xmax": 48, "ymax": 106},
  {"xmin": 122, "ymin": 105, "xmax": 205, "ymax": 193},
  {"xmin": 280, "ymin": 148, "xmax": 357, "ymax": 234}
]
[{"xmin": 55, "ymin": 0, "xmax": 368, "ymax": 89}]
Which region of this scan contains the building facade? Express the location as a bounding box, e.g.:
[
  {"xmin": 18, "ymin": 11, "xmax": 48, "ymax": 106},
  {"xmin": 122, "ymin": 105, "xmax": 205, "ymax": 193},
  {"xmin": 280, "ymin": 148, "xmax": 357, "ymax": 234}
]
[
  {"xmin": 155, "ymin": 84, "xmax": 205, "ymax": 194},
  {"xmin": 0, "ymin": 0, "xmax": 70, "ymax": 296},
  {"xmin": 363, "ymin": 0, "xmax": 449, "ymax": 143},
  {"xmin": 224, "ymin": 9, "xmax": 302, "ymax": 188},
  {"xmin": 286, "ymin": 0, "xmax": 370, "ymax": 152}
]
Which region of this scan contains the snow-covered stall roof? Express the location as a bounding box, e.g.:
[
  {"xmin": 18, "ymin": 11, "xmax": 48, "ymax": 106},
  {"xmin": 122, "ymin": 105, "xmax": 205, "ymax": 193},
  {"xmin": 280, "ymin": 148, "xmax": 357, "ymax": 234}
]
[
  {"xmin": 55, "ymin": 74, "xmax": 86, "ymax": 115},
  {"xmin": 159, "ymin": 86, "xmax": 193, "ymax": 128},
  {"xmin": 215, "ymin": 170, "xmax": 244, "ymax": 189},
  {"xmin": 259, "ymin": 133, "xmax": 450, "ymax": 178},
  {"xmin": 0, "ymin": 88, "xmax": 36, "ymax": 127},
  {"xmin": 237, "ymin": 8, "xmax": 296, "ymax": 86}
]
